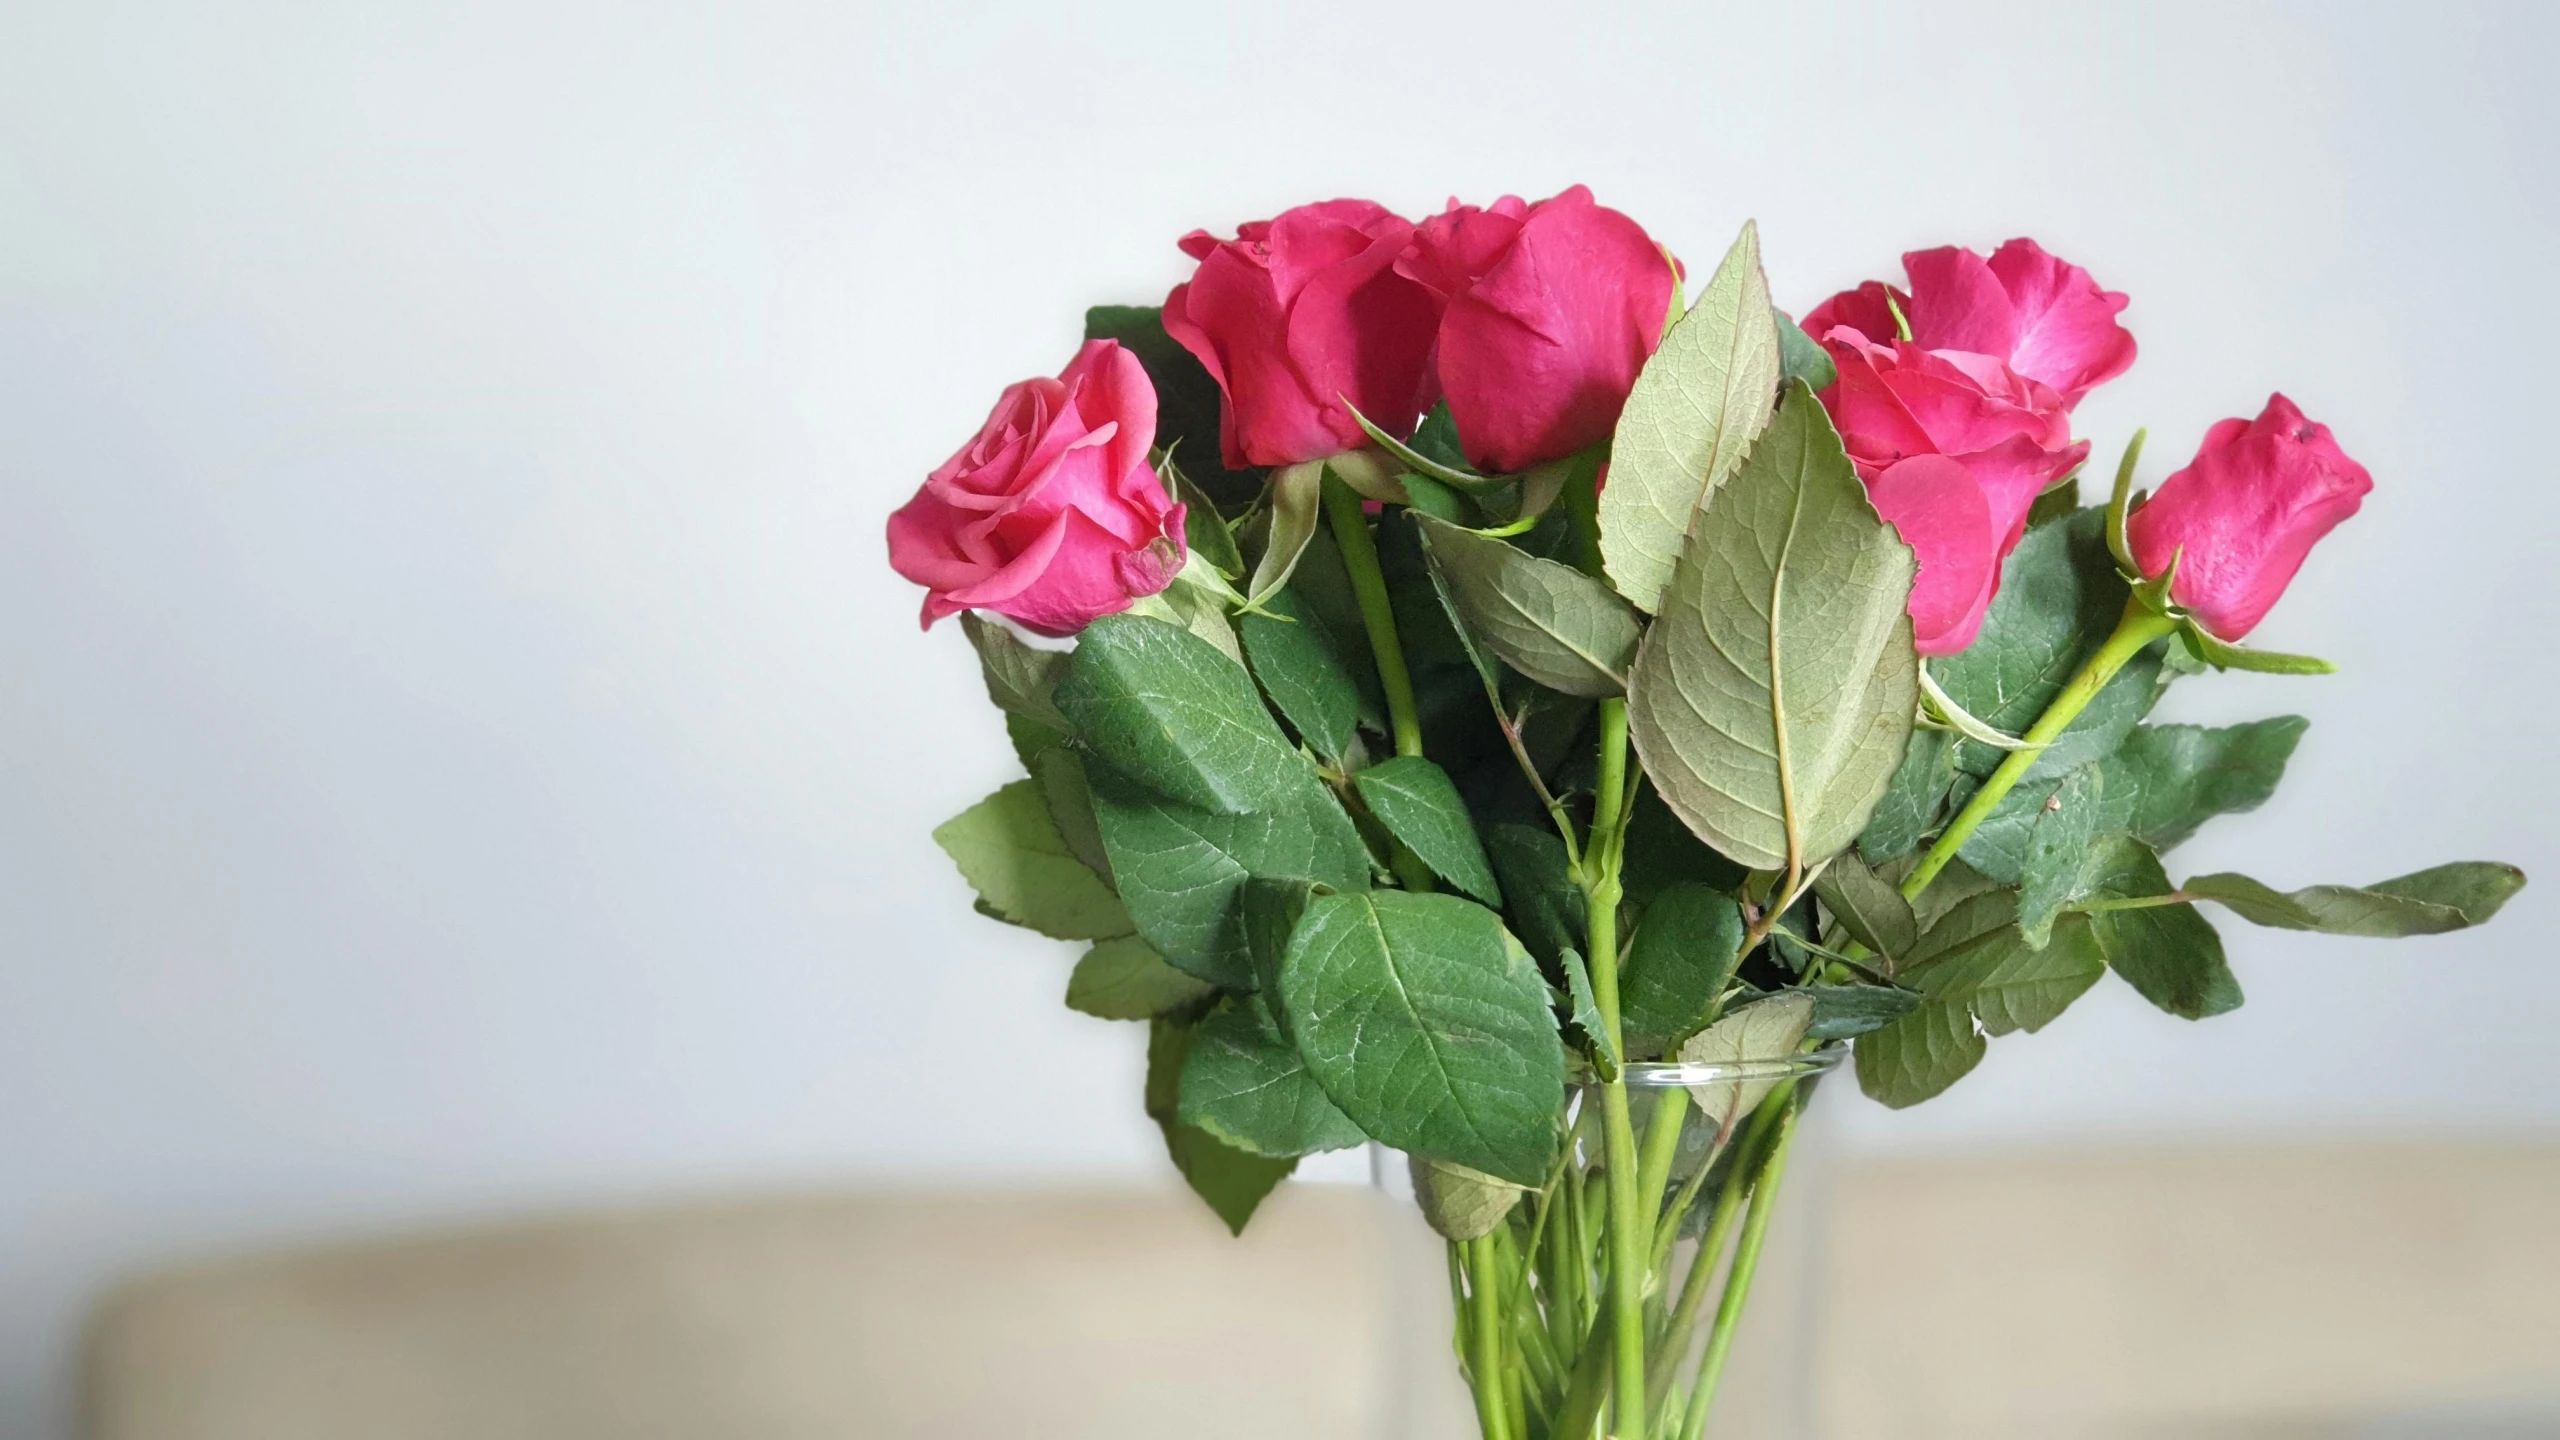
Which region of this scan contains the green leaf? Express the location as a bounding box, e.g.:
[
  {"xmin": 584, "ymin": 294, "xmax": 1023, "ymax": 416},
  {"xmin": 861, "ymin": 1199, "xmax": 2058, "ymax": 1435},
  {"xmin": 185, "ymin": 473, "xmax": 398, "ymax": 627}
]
[
  {"xmin": 1620, "ymin": 778, "xmax": 1750, "ymax": 915},
  {"xmin": 1415, "ymin": 525, "xmax": 1503, "ymax": 695},
  {"xmin": 2077, "ymin": 836, "xmax": 2242, "ymax": 1020},
  {"xmin": 1161, "ymin": 1124, "xmax": 1295, "ymax": 1235},
  {"xmin": 1408, "ymin": 1157, "xmax": 1527, "ymax": 1242},
  {"xmin": 1027, "ymin": 747, "xmax": 1112, "ymax": 882},
  {"xmin": 1854, "ymin": 996, "xmax": 1983, "ymax": 1109},
  {"xmin": 1084, "ymin": 305, "xmax": 1264, "ymax": 509},
  {"xmin": 1959, "ymin": 718, "xmax": 2308, "ymax": 882},
  {"xmin": 1906, "ymin": 855, "xmax": 2002, "ymax": 933},
  {"xmin": 2102, "ymin": 718, "xmax": 2310, "ymax": 848},
  {"xmin": 2015, "ymin": 765, "xmax": 2107, "ymax": 946},
  {"xmin": 1240, "ymin": 878, "xmax": 1314, "ymax": 1020},
  {"xmin": 1065, "ymin": 935, "xmax": 1214, "ymax": 1020},
  {"xmin": 1284, "ymin": 526, "xmax": 1390, "ymax": 735},
  {"xmin": 1352, "ymin": 756, "xmax": 1503, "ymax": 906},
  {"xmin": 2025, "ymin": 474, "xmax": 2081, "ymax": 530},
  {"xmin": 1087, "ymin": 761, "xmax": 1370, "ymax": 987},
  {"xmin": 1857, "ymin": 727, "xmax": 1957, "ymax": 864},
  {"xmin": 1931, "ymin": 509, "xmax": 2154, "ymax": 780},
  {"xmin": 1279, "ymin": 890, "xmax": 1566, "ymax": 1185},
  {"xmin": 1919, "ymin": 904, "xmax": 2107, "ymax": 1038},
  {"xmin": 1237, "ymin": 590, "xmax": 1363, "ymax": 765},
  {"xmin": 1775, "ymin": 309, "xmax": 1837, "ymax": 392},
  {"xmin": 1812, "ymin": 851, "xmax": 1917, "ymax": 961},
  {"xmin": 1246, "ymin": 460, "xmax": 1326, "ymax": 611},
  {"xmin": 1005, "ymin": 710, "xmax": 1070, "ymax": 773},
  {"xmin": 2183, "ymin": 861, "xmax": 2526, "ymax": 936},
  {"xmin": 933, "ymin": 781, "xmax": 1132, "ymax": 941},
  {"xmin": 1414, "ymin": 513, "xmax": 1642, "ymax": 697},
  {"xmin": 1146, "ymin": 1017, "xmax": 1295, "ymax": 1234},
  {"xmin": 1619, "ymin": 883, "xmax": 1746, "ymax": 1056},
  {"xmin": 1559, "ymin": 947, "xmax": 1620, "ymax": 1079},
  {"xmin": 1677, "ymin": 989, "xmax": 1814, "ymax": 1138},
  {"xmin": 1627, "ymin": 384, "xmax": 1921, "ymax": 871},
  {"xmin": 1796, "ymin": 982, "xmax": 1923, "ymax": 1040},
  {"xmin": 1601, "ymin": 220, "xmax": 1784, "ymax": 613},
  {"xmin": 1410, "ymin": 403, "xmax": 1471, "ymax": 473},
  {"xmin": 1164, "ymin": 455, "xmax": 1246, "ymax": 578},
  {"xmin": 960, "ymin": 612, "xmax": 1072, "ymax": 731},
  {"xmin": 1055, "ymin": 614, "xmax": 1308, "ymax": 816},
  {"xmin": 1179, "ymin": 995, "xmax": 1368, "ymax": 1157},
  {"xmin": 2367, "ymin": 862, "xmax": 2530, "ymax": 922},
  {"xmin": 1855, "ymin": 889, "xmax": 2107, "ymax": 1109},
  {"xmin": 1900, "ymin": 888, "xmax": 2016, "ymax": 967},
  {"xmin": 1483, "ymin": 822, "xmax": 1587, "ymax": 970}
]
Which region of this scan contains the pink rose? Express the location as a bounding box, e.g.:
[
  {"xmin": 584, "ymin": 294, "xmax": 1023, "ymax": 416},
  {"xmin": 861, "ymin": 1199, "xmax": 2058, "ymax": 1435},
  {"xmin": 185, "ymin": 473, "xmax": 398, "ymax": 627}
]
[
  {"xmin": 1396, "ymin": 186, "xmax": 1677, "ymax": 474},
  {"xmin": 2126, "ymin": 394, "xmax": 2371, "ymax": 641},
  {"xmin": 1803, "ymin": 238, "xmax": 2135, "ymax": 409},
  {"xmin": 1813, "ymin": 328, "xmax": 2088, "ymax": 655},
  {"xmin": 886, "ymin": 339, "xmax": 1184, "ymax": 636},
  {"xmin": 1161, "ymin": 199, "xmax": 1444, "ymax": 469}
]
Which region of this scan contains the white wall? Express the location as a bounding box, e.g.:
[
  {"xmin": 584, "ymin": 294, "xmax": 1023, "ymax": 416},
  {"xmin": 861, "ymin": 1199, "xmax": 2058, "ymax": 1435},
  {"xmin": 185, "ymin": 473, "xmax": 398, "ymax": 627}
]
[{"xmin": 3, "ymin": 0, "xmax": 2552, "ymax": 1432}]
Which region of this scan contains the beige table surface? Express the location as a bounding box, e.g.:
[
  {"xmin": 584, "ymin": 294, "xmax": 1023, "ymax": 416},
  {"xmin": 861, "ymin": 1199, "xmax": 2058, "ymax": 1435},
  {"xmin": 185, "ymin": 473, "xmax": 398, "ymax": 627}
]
[{"xmin": 81, "ymin": 1145, "xmax": 2560, "ymax": 1439}]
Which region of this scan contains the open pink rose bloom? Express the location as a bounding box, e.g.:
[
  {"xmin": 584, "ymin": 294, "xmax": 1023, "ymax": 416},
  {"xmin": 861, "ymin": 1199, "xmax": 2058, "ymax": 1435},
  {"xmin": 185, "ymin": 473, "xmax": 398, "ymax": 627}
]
[
  {"xmin": 884, "ymin": 338, "xmax": 1184, "ymax": 636},
  {"xmin": 1161, "ymin": 199, "xmax": 1443, "ymax": 469},
  {"xmin": 1398, "ymin": 185, "xmax": 1678, "ymax": 474},
  {"xmin": 1806, "ymin": 239, "xmax": 2134, "ymax": 653}
]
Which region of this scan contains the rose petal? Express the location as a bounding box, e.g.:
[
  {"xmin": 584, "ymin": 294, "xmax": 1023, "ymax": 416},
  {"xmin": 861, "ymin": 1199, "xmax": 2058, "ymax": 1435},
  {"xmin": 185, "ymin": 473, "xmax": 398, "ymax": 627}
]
[{"xmin": 1867, "ymin": 454, "xmax": 2002, "ymax": 656}]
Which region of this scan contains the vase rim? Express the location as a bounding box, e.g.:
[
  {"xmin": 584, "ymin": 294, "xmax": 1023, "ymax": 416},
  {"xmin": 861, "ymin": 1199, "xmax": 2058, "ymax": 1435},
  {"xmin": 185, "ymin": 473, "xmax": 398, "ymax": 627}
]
[{"xmin": 1579, "ymin": 1048, "xmax": 1847, "ymax": 1088}]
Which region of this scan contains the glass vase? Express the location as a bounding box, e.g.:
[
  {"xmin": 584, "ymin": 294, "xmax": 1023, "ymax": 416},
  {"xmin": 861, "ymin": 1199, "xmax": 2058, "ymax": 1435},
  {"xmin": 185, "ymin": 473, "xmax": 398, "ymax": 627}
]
[{"xmin": 1371, "ymin": 1052, "xmax": 1842, "ymax": 1440}]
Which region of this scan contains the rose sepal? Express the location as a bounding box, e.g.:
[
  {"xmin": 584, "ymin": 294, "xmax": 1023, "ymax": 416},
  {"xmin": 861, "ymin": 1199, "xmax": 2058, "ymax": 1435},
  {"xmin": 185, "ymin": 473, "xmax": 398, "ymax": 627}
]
[
  {"xmin": 1343, "ymin": 400, "xmax": 1511, "ymax": 495},
  {"xmin": 1917, "ymin": 667, "xmax": 2045, "ymax": 753},
  {"xmin": 1169, "ymin": 546, "xmax": 1246, "ymax": 609},
  {"xmin": 2175, "ymin": 622, "xmax": 2338, "ymax": 675},
  {"xmin": 2103, "ymin": 427, "xmax": 2146, "ymax": 579},
  {"xmin": 1322, "ymin": 447, "xmax": 1415, "ymax": 506}
]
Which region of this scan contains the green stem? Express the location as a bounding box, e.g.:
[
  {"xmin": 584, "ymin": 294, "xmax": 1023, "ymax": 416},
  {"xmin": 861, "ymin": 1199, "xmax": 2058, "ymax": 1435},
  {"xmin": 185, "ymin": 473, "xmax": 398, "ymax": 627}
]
[
  {"xmin": 1901, "ymin": 599, "xmax": 2178, "ymax": 896},
  {"xmin": 1562, "ymin": 452, "xmax": 1608, "ymax": 576},
  {"xmin": 1320, "ymin": 475, "xmax": 1424, "ymax": 760},
  {"xmin": 1467, "ymin": 1234, "xmax": 1513, "ymax": 1440},
  {"xmin": 1633, "ymin": 1087, "xmax": 1690, "ymax": 1252},
  {"xmin": 1685, "ymin": 1101, "xmax": 1803, "ymax": 1436},
  {"xmin": 1579, "ymin": 697, "xmax": 1648, "ymax": 1439},
  {"xmin": 1642, "ymin": 1086, "xmax": 1789, "ymax": 1417}
]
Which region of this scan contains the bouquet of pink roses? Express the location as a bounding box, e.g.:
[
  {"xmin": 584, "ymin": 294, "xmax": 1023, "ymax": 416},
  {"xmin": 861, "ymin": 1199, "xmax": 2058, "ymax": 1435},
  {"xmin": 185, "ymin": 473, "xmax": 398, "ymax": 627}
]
[{"xmin": 888, "ymin": 189, "xmax": 2524, "ymax": 1440}]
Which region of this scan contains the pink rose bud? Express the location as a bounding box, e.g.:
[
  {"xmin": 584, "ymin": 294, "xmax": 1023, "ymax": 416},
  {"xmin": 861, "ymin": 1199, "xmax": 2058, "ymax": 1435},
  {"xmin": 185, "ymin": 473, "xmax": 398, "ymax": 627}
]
[
  {"xmin": 1397, "ymin": 186, "xmax": 1677, "ymax": 474},
  {"xmin": 886, "ymin": 339, "xmax": 1185, "ymax": 637},
  {"xmin": 2126, "ymin": 394, "xmax": 2372, "ymax": 641},
  {"xmin": 1804, "ymin": 238, "xmax": 2135, "ymax": 410},
  {"xmin": 1161, "ymin": 199, "xmax": 1444, "ymax": 469}
]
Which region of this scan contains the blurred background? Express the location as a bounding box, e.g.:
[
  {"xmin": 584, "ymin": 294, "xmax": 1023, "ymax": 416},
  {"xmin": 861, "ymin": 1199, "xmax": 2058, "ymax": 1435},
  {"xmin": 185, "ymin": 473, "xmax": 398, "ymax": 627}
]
[{"xmin": 4, "ymin": 1, "xmax": 2556, "ymax": 1436}]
